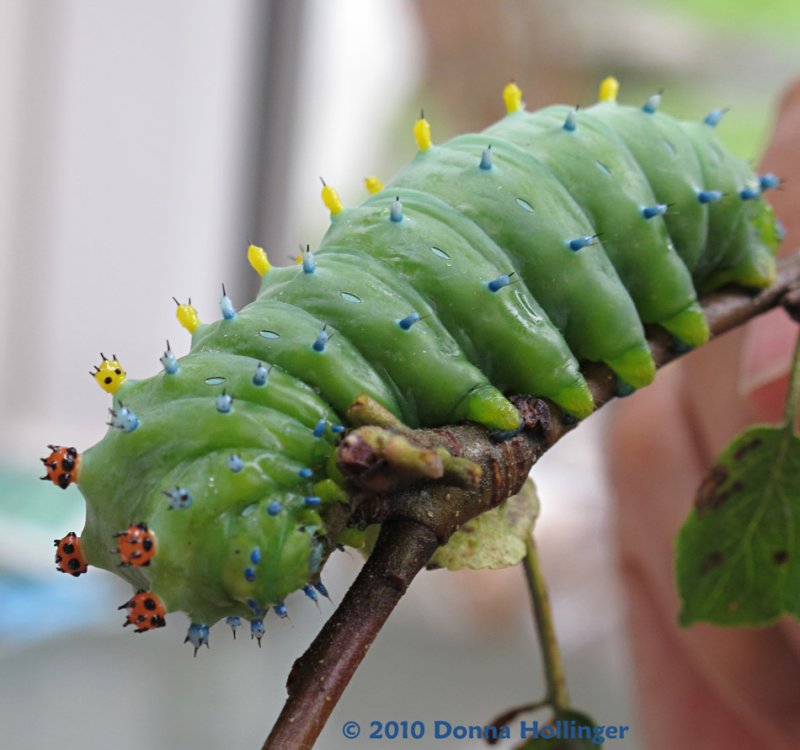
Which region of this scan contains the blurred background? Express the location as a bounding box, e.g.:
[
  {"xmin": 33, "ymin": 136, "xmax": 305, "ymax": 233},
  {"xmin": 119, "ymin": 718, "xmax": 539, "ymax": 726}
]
[{"xmin": 1, "ymin": 1, "xmax": 798, "ymax": 748}]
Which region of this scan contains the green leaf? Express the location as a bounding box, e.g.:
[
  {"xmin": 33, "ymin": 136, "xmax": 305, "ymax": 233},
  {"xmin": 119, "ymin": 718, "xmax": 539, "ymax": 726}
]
[
  {"xmin": 429, "ymin": 478, "xmax": 539, "ymax": 570},
  {"xmin": 676, "ymin": 424, "xmax": 800, "ymax": 626}
]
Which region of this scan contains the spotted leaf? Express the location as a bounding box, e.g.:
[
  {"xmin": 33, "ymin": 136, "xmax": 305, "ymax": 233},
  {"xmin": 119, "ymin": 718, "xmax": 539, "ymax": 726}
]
[{"xmin": 677, "ymin": 425, "xmax": 800, "ymax": 626}]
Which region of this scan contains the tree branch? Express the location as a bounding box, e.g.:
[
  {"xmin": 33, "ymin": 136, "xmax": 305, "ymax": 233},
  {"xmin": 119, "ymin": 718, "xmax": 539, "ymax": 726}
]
[{"xmin": 263, "ymin": 251, "xmax": 800, "ymax": 750}]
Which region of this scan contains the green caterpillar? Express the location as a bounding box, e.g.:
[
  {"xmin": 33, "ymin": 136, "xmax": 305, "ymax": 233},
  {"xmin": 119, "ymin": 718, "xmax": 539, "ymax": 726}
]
[{"xmin": 43, "ymin": 78, "xmax": 781, "ymax": 653}]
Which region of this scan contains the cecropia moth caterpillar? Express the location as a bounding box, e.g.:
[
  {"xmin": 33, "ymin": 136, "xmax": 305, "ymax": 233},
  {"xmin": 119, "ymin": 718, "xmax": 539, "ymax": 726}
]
[{"xmin": 42, "ymin": 77, "xmax": 781, "ymax": 654}]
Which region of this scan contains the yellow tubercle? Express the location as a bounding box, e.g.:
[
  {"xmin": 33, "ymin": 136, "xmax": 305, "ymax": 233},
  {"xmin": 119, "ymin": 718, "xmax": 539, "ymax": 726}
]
[
  {"xmin": 364, "ymin": 176, "xmax": 383, "ymax": 195},
  {"xmin": 247, "ymin": 243, "xmax": 270, "ymax": 276},
  {"xmin": 321, "ymin": 180, "xmax": 343, "ymax": 216},
  {"xmin": 598, "ymin": 76, "xmax": 619, "ymax": 103},
  {"xmin": 175, "ymin": 299, "xmax": 201, "ymax": 334},
  {"xmin": 413, "ymin": 113, "xmax": 432, "ymax": 151},
  {"xmin": 503, "ymin": 81, "xmax": 523, "ymax": 113},
  {"xmin": 92, "ymin": 355, "xmax": 126, "ymax": 394}
]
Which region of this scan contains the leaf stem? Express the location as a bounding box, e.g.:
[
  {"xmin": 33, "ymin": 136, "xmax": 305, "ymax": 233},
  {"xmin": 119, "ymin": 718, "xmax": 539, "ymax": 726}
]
[
  {"xmin": 783, "ymin": 330, "xmax": 800, "ymax": 432},
  {"xmin": 523, "ymin": 535, "xmax": 570, "ymax": 711}
]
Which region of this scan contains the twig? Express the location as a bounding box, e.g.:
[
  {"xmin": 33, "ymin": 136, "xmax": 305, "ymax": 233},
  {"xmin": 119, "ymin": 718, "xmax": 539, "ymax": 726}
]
[
  {"xmin": 263, "ymin": 251, "xmax": 800, "ymax": 750},
  {"xmin": 523, "ymin": 536, "xmax": 569, "ymax": 710},
  {"xmin": 263, "ymin": 520, "xmax": 439, "ymax": 749}
]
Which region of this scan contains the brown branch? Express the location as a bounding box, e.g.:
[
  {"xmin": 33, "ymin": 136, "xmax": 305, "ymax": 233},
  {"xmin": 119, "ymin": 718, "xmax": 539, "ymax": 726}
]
[{"xmin": 263, "ymin": 251, "xmax": 800, "ymax": 750}]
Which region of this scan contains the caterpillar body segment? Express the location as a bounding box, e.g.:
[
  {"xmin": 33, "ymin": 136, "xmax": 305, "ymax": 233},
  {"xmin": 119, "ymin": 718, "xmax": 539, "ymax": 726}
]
[
  {"xmin": 192, "ymin": 300, "xmax": 403, "ymax": 419},
  {"xmin": 388, "ymin": 133, "xmax": 656, "ymax": 387},
  {"xmin": 46, "ymin": 79, "xmax": 780, "ymax": 650},
  {"xmin": 320, "ymin": 188, "xmax": 594, "ymax": 418},
  {"xmin": 484, "ymin": 109, "xmax": 709, "ymax": 348},
  {"xmin": 258, "ymin": 251, "xmax": 519, "ymax": 430}
]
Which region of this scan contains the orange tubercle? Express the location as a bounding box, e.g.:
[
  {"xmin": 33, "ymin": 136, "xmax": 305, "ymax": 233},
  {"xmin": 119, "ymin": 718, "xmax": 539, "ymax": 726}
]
[
  {"xmin": 119, "ymin": 590, "xmax": 167, "ymax": 632},
  {"xmin": 41, "ymin": 445, "xmax": 80, "ymax": 489},
  {"xmin": 54, "ymin": 532, "xmax": 88, "ymax": 576},
  {"xmin": 113, "ymin": 522, "xmax": 157, "ymax": 567}
]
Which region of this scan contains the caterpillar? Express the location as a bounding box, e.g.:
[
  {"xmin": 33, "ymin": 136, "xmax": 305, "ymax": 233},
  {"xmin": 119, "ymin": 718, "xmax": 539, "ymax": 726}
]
[{"xmin": 43, "ymin": 77, "xmax": 781, "ymax": 653}]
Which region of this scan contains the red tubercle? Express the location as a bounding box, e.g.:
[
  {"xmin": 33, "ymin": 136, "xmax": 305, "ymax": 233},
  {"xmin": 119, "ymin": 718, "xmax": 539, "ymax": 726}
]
[
  {"xmin": 113, "ymin": 522, "xmax": 158, "ymax": 567},
  {"xmin": 41, "ymin": 445, "xmax": 80, "ymax": 489},
  {"xmin": 54, "ymin": 532, "xmax": 89, "ymax": 576},
  {"xmin": 119, "ymin": 590, "xmax": 167, "ymax": 633}
]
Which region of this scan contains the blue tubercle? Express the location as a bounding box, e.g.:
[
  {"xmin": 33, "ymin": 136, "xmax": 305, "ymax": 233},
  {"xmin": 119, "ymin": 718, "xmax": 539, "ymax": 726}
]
[
  {"xmin": 739, "ymin": 186, "xmax": 760, "ymax": 201},
  {"xmin": 303, "ymin": 584, "xmax": 318, "ymax": 603},
  {"xmin": 479, "ymin": 146, "xmax": 493, "ymax": 170},
  {"xmin": 563, "ymin": 108, "xmax": 577, "ymax": 132},
  {"xmin": 703, "ymin": 108, "xmax": 726, "ymax": 127},
  {"xmin": 228, "ymin": 454, "xmax": 244, "ymax": 473},
  {"xmin": 390, "ymin": 197, "xmax": 403, "ymax": 223},
  {"xmin": 313, "ymin": 580, "xmax": 330, "ymax": 599},
  {"xmin": 487, "ymin": 274, "xmax": 511, "ymax": 292},
  {"xmin": 331, "ymin": 424, "xmax": 345, "ymax": 434},
  {"xmin": 184, "ymin": 623, "xmax": 210, "ymax": 657},
  {"xmin": 163, "ymin": 486, "xmax": 192, "ymax": 510},
  {"xmin": 220, "ymin": 284, "xmax": 237, "ymax": 320},
  {"xmin": 250, "ymin": 619, "xmax": 265, "ymax": 646},
  {"xmin": 642, "ymin": 92, "xmax": 661, "ymax": 114},
  {"xmin": 267, "ymin": 500, "xmax": 282, "ymax": 516},
  {"xmin": 313, "ymin": 419, "xmax": 327, "ymax": 438},
  {"xmin": 109, "ymin": 404, "xmax": 139, "ymax": 433},
  {"xmin": 641, "ymin": 204, "xmax": 668, "ymax": 219},
  {"xmin": 697, "ymin": 190, "xmax": 723, "ymax": 204},
  {"xmin": 160, "ymin": 341, "xmax": 180, "ymax": 374},
  {"xmin": 273, "ymin": 602, "xmax": 288, "ymax": 619},
  {"xmin": 250, "ymin": 547, "xmax": 262, "ymax": 565},
  {"xmin": 312, "ymin": 326, "xmax": 329, "ymax": 353},
  {"xmin": 759, "ymin": 173, "xmax": 780, "ymax": 191},
  {"xmin": 216, "ymin": 391, "xmax": 233, "ymax": 414},
  {"xmin": 304, "ymin": 496, "xmax": 321, "ymax": 507},
  {"xmin": 298, "ymin": 467, "xmax": 313, "ymax": 479},
  {"xmin": 244, "ymin": 567, "xmax": 256, "ymax": 582},
  {"xmin": 302, "ymin": 247, "xmax": 316, "ymax": 274},
  {"xmin": 398, "ymin": 312, "xmax": 421, "ymax": 330},
  {"xmin": 225, "ymin": 616, "xmax": 241, "ymax": 639},
  {"xmin": 252, "ymin": 362, "xmax": 269, "ymax": 387},
  {"xmin": 568, "ymin": 235, "xmax": 595, "ymax": 252}
]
